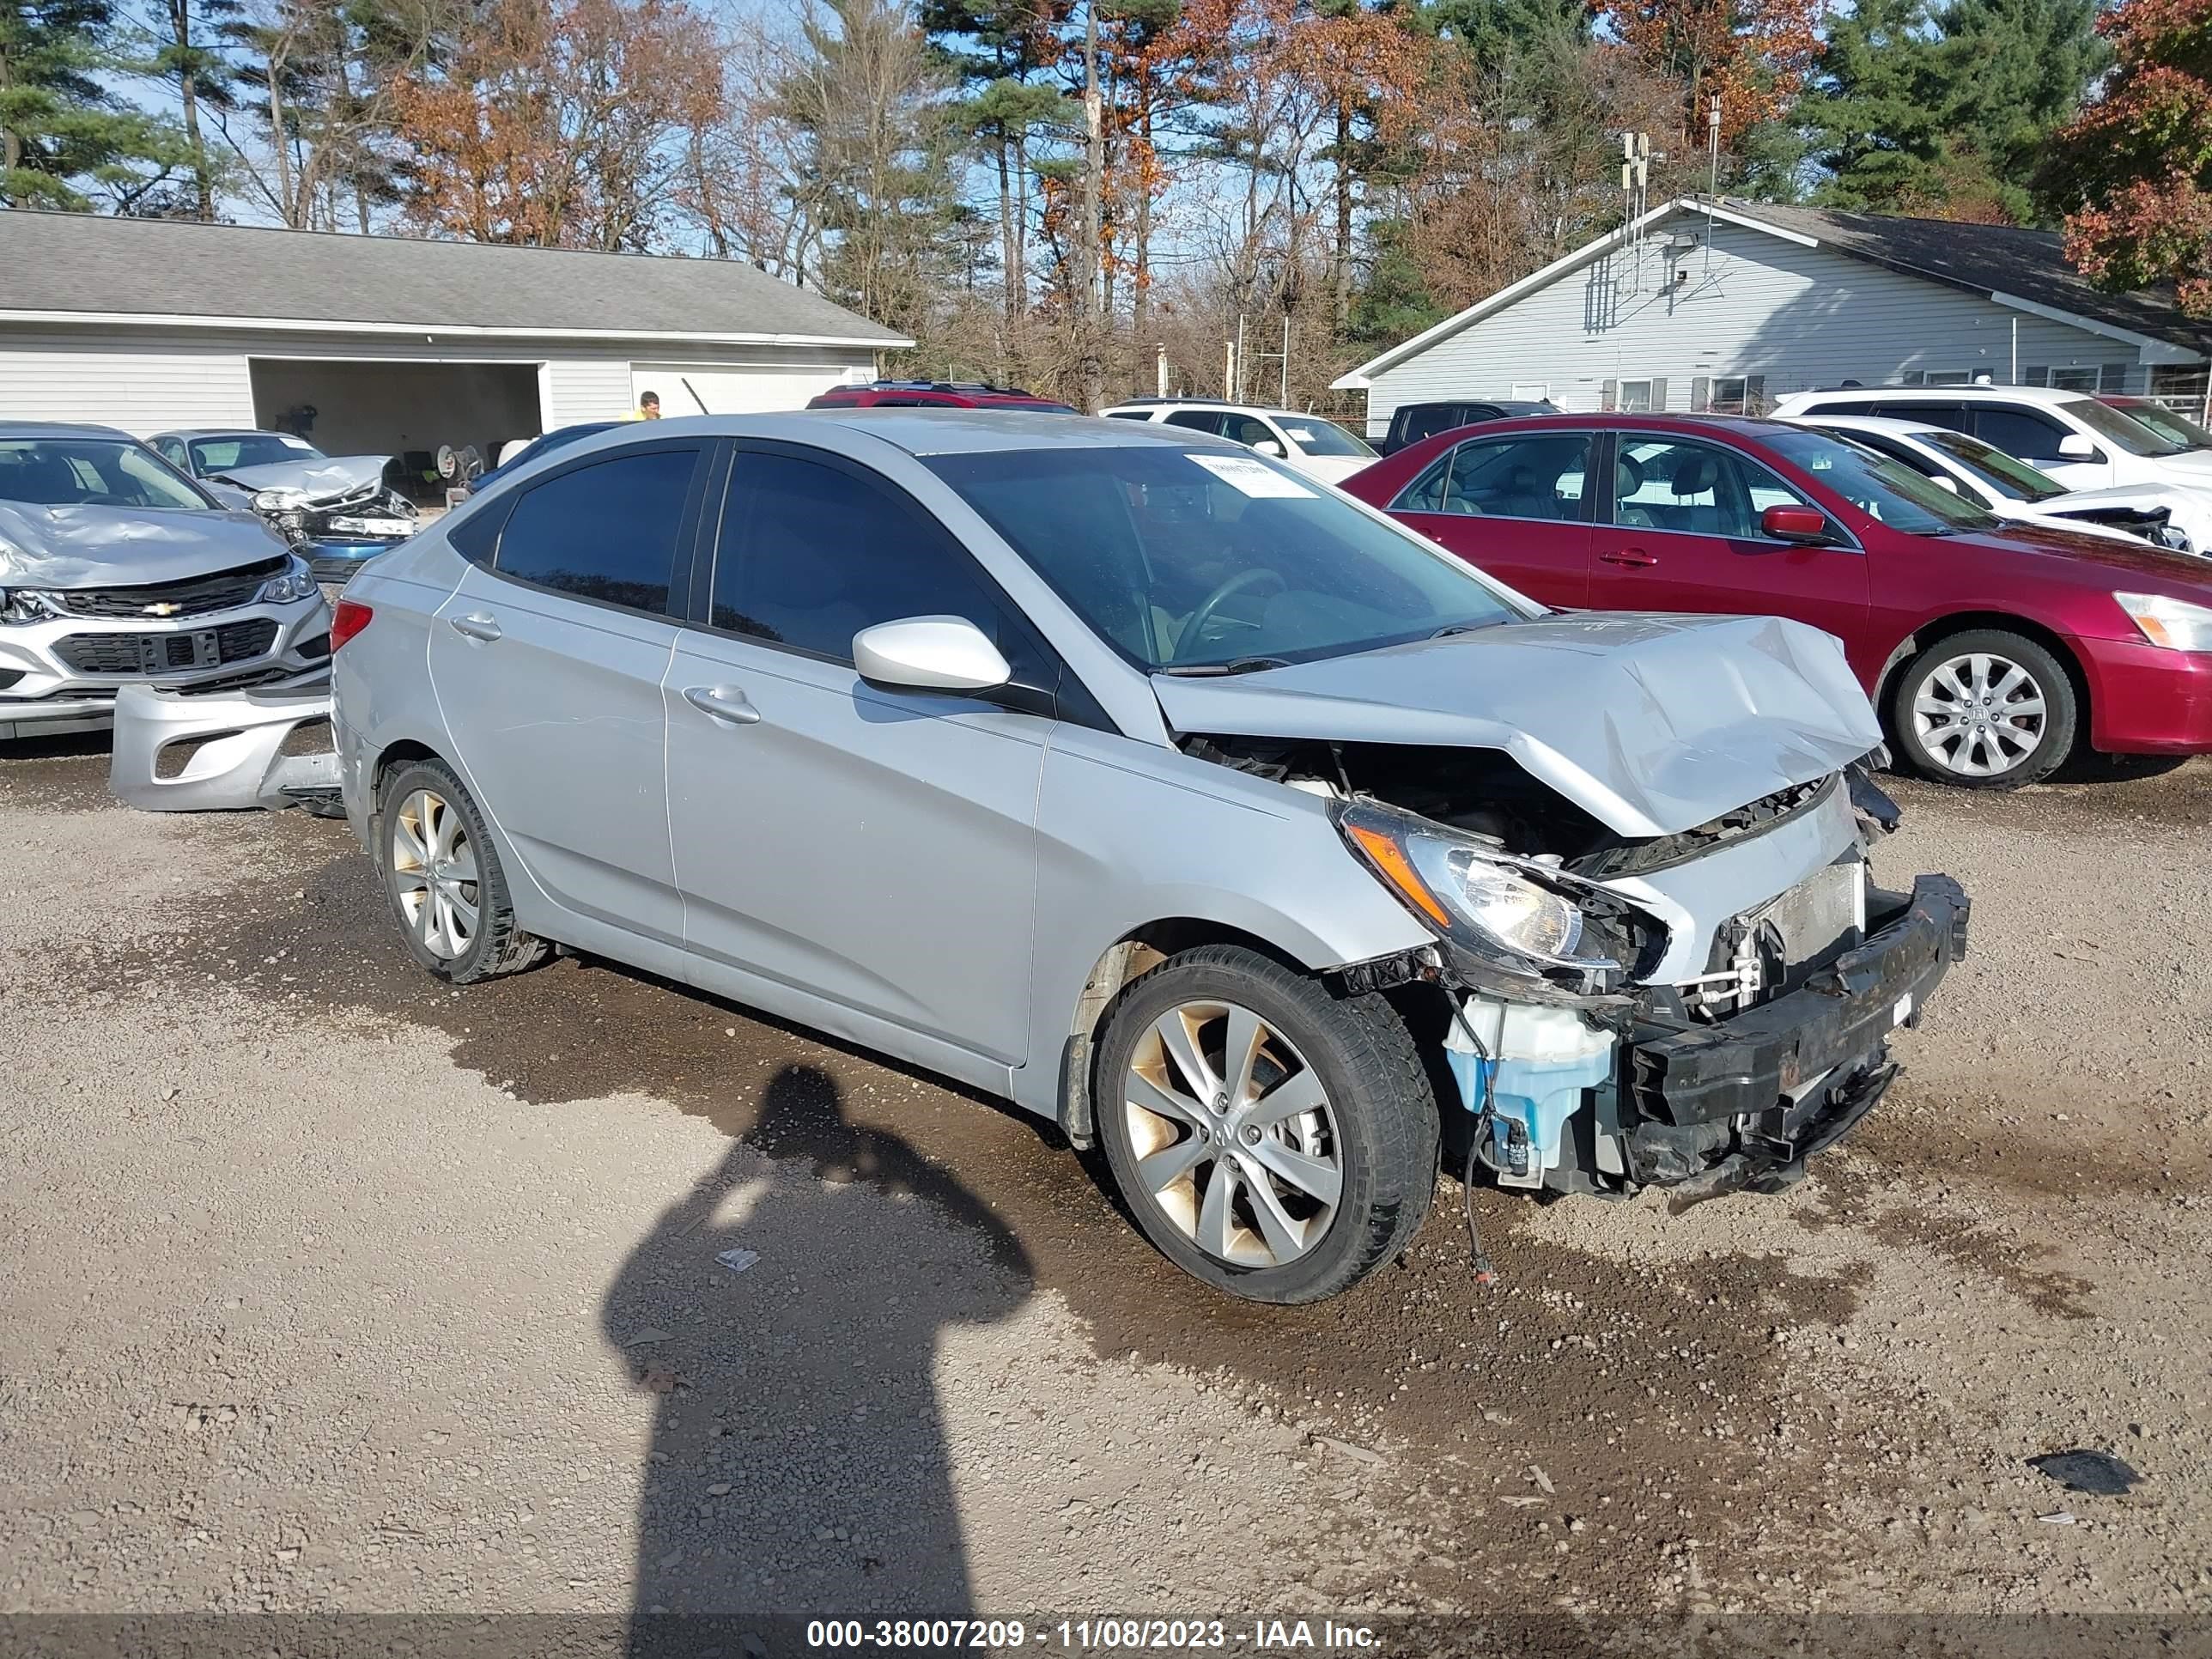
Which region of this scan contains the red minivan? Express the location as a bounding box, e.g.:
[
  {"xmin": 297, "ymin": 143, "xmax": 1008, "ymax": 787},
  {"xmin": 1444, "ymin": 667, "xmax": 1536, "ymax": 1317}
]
[{"xmin": 1343, "ymin": 413, "xmax": 2212, "ymax": 787}]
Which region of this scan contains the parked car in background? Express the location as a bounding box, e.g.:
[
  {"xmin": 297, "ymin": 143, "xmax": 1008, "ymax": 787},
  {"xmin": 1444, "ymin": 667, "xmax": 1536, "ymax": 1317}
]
[
  {"xmin": 1378, "ymin": 398, "xmax": 1559, "ymax": 454},
  {"xmin": 2100, "ymin": 395, "xmax": 2212, "ymax": 455},
  {"xmin": 805, "ymin": 380, "xmax": 1080, "ymax": 412},
  {"xmin": 152, "ymin": 428, "xmax": 417, "ymax": 581},
  {"xmin": 1771, "ymin": 386, "xmax": 2212, "ymax": 496},
  {"xmin": 328, "ymin": 413, "xmax": 1967, "ymax": 1303},
  {"xmin": 1344, "ymin": 412, "xmax": 2212, "ymax": 787},
  {"xmin": 1788, "ymin": 413, "xmax": 2210, "ymax": 556},
  {"xmin": 0, "ymin": 422, "xmax": 331, "ymax": 739},
  {"xmin": 1100, "ymin": 399, "xmax": 1379, "ymax": 483}
]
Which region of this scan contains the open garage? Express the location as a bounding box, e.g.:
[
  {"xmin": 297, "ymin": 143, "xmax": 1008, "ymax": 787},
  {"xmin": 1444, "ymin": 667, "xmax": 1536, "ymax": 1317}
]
[
  {"xmin": 0, "ymin": 212, "xmax": 908, "ymax": 446},
  {"xmin": 248, "ymin": 357, "xmax": 545, "ymax": 469}
]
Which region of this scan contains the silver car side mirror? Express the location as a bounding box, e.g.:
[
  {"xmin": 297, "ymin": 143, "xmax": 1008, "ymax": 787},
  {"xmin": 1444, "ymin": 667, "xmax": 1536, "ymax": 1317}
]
[{"xmin": 852, "ymin": 616, "xmax": 1012, "ymax": 693}]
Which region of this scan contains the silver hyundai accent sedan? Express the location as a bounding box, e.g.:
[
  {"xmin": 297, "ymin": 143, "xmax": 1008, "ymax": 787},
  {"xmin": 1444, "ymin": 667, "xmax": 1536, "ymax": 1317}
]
[{"xmin": 331, "ymin": 412, "xmax": 1969, "ymax": 1304}]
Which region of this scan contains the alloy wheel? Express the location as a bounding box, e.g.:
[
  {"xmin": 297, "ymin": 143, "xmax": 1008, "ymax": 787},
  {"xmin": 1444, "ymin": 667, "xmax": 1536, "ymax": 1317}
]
[
  {"xmin": 391, "ymin": 788, "xmax": 480, "ymax": 960},
  {"xmin": 1121, "ymin": 1000, "xmax": 1343, "ymax": 1268},
  {"xmin": 1910, "ymin": 651, "xmax": 2048, "ymax": 779}
]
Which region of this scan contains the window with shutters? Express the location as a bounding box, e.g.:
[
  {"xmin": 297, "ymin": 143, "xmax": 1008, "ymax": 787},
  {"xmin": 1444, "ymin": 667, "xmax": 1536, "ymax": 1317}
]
[{"xmin": 1618, "ymin": 379, "xmax": 1656, "ymax": 412}]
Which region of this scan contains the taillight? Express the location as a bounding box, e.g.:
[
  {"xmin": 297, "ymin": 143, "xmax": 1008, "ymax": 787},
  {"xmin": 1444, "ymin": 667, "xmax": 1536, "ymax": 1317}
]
[{"xmin": 331, "ymin": 598, "xmax": 374, "ymax": 650}]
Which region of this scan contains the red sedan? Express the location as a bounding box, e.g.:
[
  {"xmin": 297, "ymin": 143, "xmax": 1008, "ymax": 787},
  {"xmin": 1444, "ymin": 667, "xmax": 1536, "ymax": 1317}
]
[{"xmin": 1341, "ymin": 413, "xmax": 2212, "ymax": 787}]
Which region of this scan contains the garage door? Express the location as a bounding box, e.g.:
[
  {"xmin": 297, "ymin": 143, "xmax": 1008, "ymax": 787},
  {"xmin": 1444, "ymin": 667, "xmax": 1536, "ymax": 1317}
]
[{"xmin": 630, "ymin": 363, "xmax": 858, "ymax": 416}]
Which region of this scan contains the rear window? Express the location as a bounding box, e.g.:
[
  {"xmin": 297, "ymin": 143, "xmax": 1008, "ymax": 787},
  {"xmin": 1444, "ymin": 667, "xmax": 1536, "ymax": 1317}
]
[{"xmin": 494, "ymin": 447, "xmax": 698, "ymax": 614}]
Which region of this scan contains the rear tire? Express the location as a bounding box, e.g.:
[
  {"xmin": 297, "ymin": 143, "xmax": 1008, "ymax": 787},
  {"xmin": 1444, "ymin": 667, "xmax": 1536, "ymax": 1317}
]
[
  {"xmin": 376, "ymin": 758, "xmax": 549, "ymax": 983},
  {"xmin": 1092, "ymin": 945, "xmax": 1437, "ymax": 1304},
  {"xmin": 1889, "ymin": 629, "xmax": 2077, "ymax": 789}
]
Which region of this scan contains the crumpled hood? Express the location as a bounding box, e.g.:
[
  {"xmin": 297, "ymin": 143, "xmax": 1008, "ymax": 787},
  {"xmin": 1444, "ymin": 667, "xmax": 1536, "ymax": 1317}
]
[
  {"xmin": 212, "ymin": 453, "xmax": 391, "ymax": 500},
  {"xmin": 1151, "ymin": 612, "xmax": 1883, "ymax": 838},
  {"xmin": 0, "ymin": 501, "xmax": 290, "ymax": 588}
]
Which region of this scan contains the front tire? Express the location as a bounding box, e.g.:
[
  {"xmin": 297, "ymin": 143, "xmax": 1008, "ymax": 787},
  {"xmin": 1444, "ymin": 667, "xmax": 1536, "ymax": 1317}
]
[
  {"xmin": 1093, "ymin": 945, "xmax": 1437, "ymax": 1304},
  {"xmin": 1889, "ymin": 629, "xmax": 2078, "ymax": 788},
  {"xmin": 376, "ymin": 758, "xmax": 549, "ymax": 983}
]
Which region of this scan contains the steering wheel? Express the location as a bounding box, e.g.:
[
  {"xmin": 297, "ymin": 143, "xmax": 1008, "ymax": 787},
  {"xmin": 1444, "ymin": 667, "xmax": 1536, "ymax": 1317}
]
[{"xmin": 1175, "ymin": 568, "xmax": 1285, "ymax": 662}]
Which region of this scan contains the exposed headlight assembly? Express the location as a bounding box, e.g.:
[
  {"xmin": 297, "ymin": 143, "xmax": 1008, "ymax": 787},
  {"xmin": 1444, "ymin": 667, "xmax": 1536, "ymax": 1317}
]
[
  {"xmin": 252, "ymin": 487, "xmax": 314, "ymax": 514},
  {"xmin": 2116, "ymin": 591, "xmax": 2212, "ymax": 652},
  {"xmin": 258, "ymin": 556, "xmax": 319, "ymax": 605},
  {"xmin": 1335, "ymin": 799, "xmax": 1656, "ymax": 993},
  {"xmin": 0, "ymin": 586, "xmax": 57, "ymax": 624}
]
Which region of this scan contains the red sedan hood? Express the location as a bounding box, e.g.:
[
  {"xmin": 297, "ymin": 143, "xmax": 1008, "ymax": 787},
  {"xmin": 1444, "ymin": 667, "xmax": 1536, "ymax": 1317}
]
[{"xmin": 1944, "ymin": 522, "xmax": 2212, "ymax": 592}]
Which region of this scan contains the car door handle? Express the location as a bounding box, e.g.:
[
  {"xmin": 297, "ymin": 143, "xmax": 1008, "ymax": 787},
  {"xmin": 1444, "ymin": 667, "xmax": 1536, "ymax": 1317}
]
[
  {"xmin": 684, "ymin": 684, "xmax": 762, "ymax": 726},
  {"xmin": 448, "ymin": 612, "xmax": 502, "ymax": 642},
  {"xmin": 1597, "ymin": 548, "xmax": 1660, "ymax": 568}
]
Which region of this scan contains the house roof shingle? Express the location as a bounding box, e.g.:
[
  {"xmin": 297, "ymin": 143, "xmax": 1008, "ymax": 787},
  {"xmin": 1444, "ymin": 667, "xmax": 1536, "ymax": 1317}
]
[
  {"xmin": 1725, "ymin": 201, "xmax": 2204, "ymax": 352},
  {"xmin": 0, "ymin": 209, "xmax": 908, "ymax": 345}
]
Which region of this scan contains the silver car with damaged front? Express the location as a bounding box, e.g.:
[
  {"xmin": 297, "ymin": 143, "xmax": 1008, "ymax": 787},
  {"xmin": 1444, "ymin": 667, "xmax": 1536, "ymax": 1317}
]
[
  {"xmin": 0, "ymin": 422, "xmax": 332, "ymax": 746},
  {"xmin": 331, "ymin": 412, "xmax": 1970, "ymax": 1304}
]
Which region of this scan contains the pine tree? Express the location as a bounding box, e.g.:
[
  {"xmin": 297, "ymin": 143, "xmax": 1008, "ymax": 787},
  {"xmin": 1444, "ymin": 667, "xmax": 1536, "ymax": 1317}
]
[
  {"xmin": 1803, "ymin": 0, "xmax": 2102, "ymax": 221},
  {"xmin": 142, "ymin": 0, "xmax": 243, "ymax": 217},
  {"xmin": 1, "ymin": 0, "xmax": 187, "ymax": 208}
]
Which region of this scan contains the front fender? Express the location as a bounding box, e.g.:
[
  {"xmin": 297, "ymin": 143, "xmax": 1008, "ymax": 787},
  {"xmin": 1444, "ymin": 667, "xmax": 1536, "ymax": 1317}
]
[{"xmin": 1015, "ymin": 726, "xmax": 1431, "ymax": 1120}]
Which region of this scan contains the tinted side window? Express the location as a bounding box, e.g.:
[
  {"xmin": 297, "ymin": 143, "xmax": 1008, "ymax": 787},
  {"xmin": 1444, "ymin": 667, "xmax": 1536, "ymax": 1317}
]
[
  {"xmin": 1613, "ymin": 437, "xmax": 1813, "ymax": 538},
  {"xmin": 1396, "ymin": 433, "xmax": 1592, "ymax": 520},
  {"xmin": 1164, "ymin": 410, "xmax": 1226, "ymax": 435},
  {"xmin": 713, "ymin": 451, "xmax": 1047, "ymax": 681},
  {"xmin": 1972, "ymin": 407, "xmax": 2071, "ymax": 463},
  {"xmin": 447, "ymin": 493, "xmax": 513, "ymax": 565},
  {"xmin": 494, "ymin": 447, "xmax": 697, "ymax": 614},
  {"xmin": 1872, "ymin": 402, "xmax": 1970, "ymax": 433}
]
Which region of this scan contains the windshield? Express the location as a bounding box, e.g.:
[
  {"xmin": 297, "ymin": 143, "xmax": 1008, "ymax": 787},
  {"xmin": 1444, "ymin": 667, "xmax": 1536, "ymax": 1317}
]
[
  {"xmin": 2064, "ymin": 397, "xmax": 2185, "ymax": 457},
  {"xmin": 1763, "ymin": 428, "xmax": 1999, "ymax": 534},
  {"xmin": 925, "ymin": 446, "xmax": 1527, "ymax": 670},
  {"xmin": 1923, "ymin": 429, "xmax": 2069, "ymax": 501},
  {"xmin": 1275, "ymin": 417, "xmax": 1376, "ymax": 458},
  {"xmin": 0, "ymin": 438, "xmax": 212, "ymax": 510},
  {"xmin": 190, "ymin": 434, "xmax": 324, "ymax": 472},
  {"xmin": 2116, "ymin": 400, "xmax": 2212, "ymax": 450}
]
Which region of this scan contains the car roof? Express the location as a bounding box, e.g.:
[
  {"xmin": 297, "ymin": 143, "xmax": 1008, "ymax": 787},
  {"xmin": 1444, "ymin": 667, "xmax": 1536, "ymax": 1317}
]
[
  {"xmin": 0, "ymin": 420, "xmax": 138, "ymax": 441},
  {"xmin": 1786, "ymin": 384, "xmax": 2095, "ymax": 407},
  {"xmin": 1789, "ymin": 412, "xmax": 1950, "ymax": 438},
  {"xmin": 530, "ymin": 409, "xmax": 1243, "ymax": 462},
  {"xmin": 1106, "ymin": 399, "xmax": 1316, "ymax": 419},
  {"xmin": 153, "ymin": 428, "xmax": 296, "ymax": 441}
]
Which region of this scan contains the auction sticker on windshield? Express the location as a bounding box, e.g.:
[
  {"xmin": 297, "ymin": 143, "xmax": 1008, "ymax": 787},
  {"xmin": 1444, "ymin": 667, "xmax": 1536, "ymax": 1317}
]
[{"xmin": 1188, "ymin": 453, "xmax": 1316, "ymax": 497}]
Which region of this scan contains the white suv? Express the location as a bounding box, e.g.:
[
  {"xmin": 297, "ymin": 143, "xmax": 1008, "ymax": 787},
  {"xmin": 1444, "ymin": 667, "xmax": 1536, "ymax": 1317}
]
[
  {"xmin": 1102, "ymin": 400, "xmax": 1377, "ymax": 484},
  {"xmin": 1771, "ymin": 385, "xmax": 2212, "ymax": 495}
]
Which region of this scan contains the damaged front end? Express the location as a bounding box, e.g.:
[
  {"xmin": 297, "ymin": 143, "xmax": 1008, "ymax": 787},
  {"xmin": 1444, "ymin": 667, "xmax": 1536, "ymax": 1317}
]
[
  {"xmin": 1184, "ymin": 729, "xmax": 1970, "ymax": 1207},
  {"xmin": 217, "ymin": 455, "xmax": 417, "ymax": 581}
]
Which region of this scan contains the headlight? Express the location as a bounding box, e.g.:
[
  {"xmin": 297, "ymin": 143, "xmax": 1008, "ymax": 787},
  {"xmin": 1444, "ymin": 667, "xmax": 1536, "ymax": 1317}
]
[
  {"xmin": 252, "ymin": 487, "xmax": 314, "ymax": 514},
  {"xmin": 258, "ymin": 556, "xmax": 319, "ymax": 605},
  {"xmin": 1336, "ymin": 800, "xmax": 1638, "ymax": 980},
  {"xmin": 2116, "ymin": 591, "xmax": 2212, "ymax": 652},
  {"xmin": 0, "ymin": 586, "xmax": 56, "ymax": 624}
]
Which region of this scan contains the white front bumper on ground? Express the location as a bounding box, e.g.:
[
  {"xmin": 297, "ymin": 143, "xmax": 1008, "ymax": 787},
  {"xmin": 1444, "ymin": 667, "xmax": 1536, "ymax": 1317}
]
[
  {"xmin": 106, "ymin": 670, "xmax": 337, "ymax": 811},
  {"xmin": 0, "ymin": 595, "xmax": 331, "ymax": 739}
]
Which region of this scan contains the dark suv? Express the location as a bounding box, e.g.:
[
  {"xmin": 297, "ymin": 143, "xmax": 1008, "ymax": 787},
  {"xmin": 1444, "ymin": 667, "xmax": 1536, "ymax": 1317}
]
[
  {"xmin": 1380, "ymin": 398, "xmax": 1559, "ymax": 454},
  {"xmin": 806, "ymin": 380, "xmax": 1080, "ymax": 413}
]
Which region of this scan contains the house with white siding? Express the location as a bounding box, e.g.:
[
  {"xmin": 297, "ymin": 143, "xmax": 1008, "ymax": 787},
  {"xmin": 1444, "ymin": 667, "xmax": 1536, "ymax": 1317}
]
[
  {"xmin": 0, "ymin": 210, "xmax": 908, "ymax": 460},
  {"xmin": 1334, "ymin": 198, "xmax": 2212, "ymax": 439}
]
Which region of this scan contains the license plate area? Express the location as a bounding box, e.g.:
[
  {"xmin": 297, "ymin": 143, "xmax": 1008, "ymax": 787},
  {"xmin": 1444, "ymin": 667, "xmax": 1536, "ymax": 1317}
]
[{"xmin": 138, "ymin": 630, "xmax": 221, "ymax": 674}]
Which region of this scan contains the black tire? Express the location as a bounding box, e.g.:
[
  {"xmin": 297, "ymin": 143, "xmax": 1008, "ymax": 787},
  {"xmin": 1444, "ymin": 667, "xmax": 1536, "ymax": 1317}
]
[
  {"xmin": 1092, "ymin": 945, "xmax": 1437, "ymax": 1304},
  {"xmin": 1888, "ymin": 628, "xmax": 2079, "ymax": 789},
  {"xmin": 375, "ymin": 757, "xmax": 550, "ymax": 983}
]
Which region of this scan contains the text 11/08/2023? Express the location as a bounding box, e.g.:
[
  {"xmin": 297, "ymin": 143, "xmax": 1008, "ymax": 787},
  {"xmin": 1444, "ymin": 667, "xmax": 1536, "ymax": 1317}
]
[{"xmin": 805, "ymin": 1618, "xmax": 1384, "ymax": 1650}]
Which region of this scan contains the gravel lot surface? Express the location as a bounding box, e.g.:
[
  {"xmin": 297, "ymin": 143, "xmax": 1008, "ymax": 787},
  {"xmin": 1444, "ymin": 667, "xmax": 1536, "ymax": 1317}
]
[{"xmin": 3, "ymin": 738, "xmax": 2207, "ymax": 1640}]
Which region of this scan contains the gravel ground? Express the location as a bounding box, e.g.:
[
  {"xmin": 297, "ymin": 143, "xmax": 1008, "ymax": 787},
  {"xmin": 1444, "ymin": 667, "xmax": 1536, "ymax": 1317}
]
[{"xmin": 2, "ymin": 738, "xmax": 2208, "ymax": 1641}]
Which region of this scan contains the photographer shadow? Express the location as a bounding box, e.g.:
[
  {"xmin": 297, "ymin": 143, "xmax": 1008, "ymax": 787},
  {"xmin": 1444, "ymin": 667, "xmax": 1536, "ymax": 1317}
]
[{"xmin": 605, "ymin": 1063, "xmax": 1033, "ymax": 1652}]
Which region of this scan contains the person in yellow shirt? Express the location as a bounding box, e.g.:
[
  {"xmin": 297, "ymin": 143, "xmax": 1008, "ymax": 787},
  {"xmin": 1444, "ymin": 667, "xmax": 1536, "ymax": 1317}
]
[{"xmin": 628, "ymin": 391, "xmax": 662, "ymax": 421}]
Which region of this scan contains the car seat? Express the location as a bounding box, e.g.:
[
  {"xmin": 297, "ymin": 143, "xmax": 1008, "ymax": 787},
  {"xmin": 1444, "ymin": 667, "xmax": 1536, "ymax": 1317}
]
[
  {"xmin": 1613, "ymin": 454, "xmax": 1657, "ymax": 528},
  {"xmin": 1666, "ymin": 452, "xmax": 1731, "ymax": 534}
]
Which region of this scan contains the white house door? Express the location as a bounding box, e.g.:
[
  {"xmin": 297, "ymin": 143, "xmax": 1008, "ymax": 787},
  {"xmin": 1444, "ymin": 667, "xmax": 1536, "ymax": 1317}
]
[{"xmin": 629, "ymin": 363, "xmax": 858, "ymax": 416}]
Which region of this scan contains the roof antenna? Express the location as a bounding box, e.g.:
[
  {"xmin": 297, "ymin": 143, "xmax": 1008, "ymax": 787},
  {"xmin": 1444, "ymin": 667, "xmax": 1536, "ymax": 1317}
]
[{"xmin": 1705, "ymin": 97, "xmax": 1722, "ymax": 280}]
